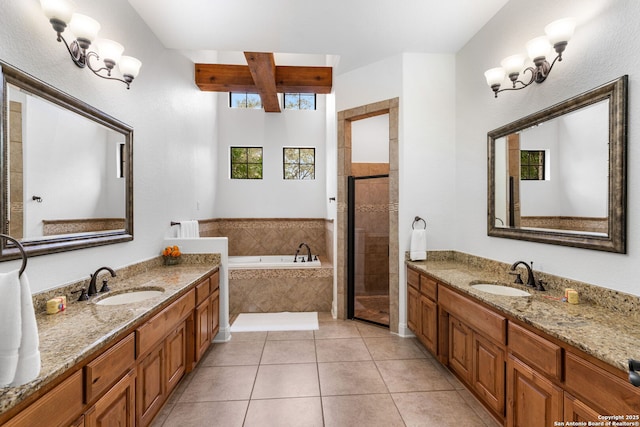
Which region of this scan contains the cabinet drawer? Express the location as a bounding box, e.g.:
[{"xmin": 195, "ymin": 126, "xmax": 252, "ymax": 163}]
[
  {"xmin": 407, "ymin": 267, "xmax": 420, "ymax": 290},
  {"xmin": 5, "ymin": 370, "xmax": 84, "ymax": 427},
  {"xmin": 438, "ymin": 286, "xmax": 506, "ymax": 344},
  {"xmin": 85, "ymin": 333, "xmax": 135, "ymax": 403},
  {"xmin": 210, "ymin": 270, "xmax": 219, "ymax": 292},
  {"xmin": 508, "ymin": 322, "xmax": 562, "ymax": 380},
  {"xmin": 137, "ymin": 290, "xmax": 195, "ymax": 356},
  {"xmin": 195, "ymin": 277, "xmax": 211, "ymax": 306},
  {"xmin": 420, "ymin": 275, "xmax": 437, "ymax": 301},
  {"xmin": 565, "ymin": 352, "xmax": 640, "ymax": 416},
  {"xmin": 165, "ymin": 289, "xmax": 195, "ymax": 328}
]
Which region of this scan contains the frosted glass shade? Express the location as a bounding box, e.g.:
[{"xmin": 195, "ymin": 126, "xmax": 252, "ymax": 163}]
[
  {"xmin": 545, "ymin": 18, "xmax": 576, "ymax": 46},
  {"xmin": 96, "ymin": 39, "xmax": 124, "ymax": 64},
  {"xmin": 500, "ymin": 55, "xmax": 525, "ymax": 75},
  {"xmin": 484, "ymin": 67, "xmax": 505, "ymax": 86},
  {"xmin": 69, "ymin": 13, "xmax": 100, "ymax": 43},
  {"xmin": 526, "ymin": 36, "xmax": 551, "ymax": 60},
  {"xmin": 40, "ymin": 0, "xmax": 75, "ymax": 24},
  {"xmin": 119, "ymin": 56, "xmax": 142, "ymax": 78}
]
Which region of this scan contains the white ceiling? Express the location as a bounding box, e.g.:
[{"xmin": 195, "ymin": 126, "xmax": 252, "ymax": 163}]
[{"xmin": 127, "ymin": 0, "xmax": 509, "ymax": 74}]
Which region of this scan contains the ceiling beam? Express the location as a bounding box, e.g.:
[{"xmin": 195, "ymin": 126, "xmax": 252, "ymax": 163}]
[
  {"xmin": 244, "ymin": 52, "xmax": 280, "ymax": 112},
  {"xmin": 194, "ymin": 63, "xmax": 333, "ymax": 94}
]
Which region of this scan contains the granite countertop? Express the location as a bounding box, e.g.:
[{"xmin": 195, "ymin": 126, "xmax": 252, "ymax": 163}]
[
  {"xmin": 407, "ymin": 259, "xmax": 640, "ymax": 374},
  {"xmin": 0, "ymin": 262, "xmax": 218, "ymax": 417}
]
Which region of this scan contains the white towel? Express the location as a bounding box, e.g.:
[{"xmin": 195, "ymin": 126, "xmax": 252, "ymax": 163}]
[
  {"xmin": 11, "ymin": 273, "xmax": 41, "ymax": 386},
  {"xmin": 0, "ymin": 270, "xmax": 22, "ymax": 386},
  {"xmin": 178, "ymin": 220, "xmax": 200, "ymax": 238},
  {"xmin": 410, "ymin": 229, "xmax": 427, "ymax": 261}
]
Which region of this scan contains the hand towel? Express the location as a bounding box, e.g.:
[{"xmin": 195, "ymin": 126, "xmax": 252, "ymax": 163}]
[
  {"xmin": 410, "ymin": 229, "xmax": 427, "ymax": 261},
  {"xmin": 178, "ymin": 220, "xmax": 200, "ymax": 238},
  {"xmin": 0, "ymin": 270, "xmax": 22, "ymax": 386},
  {"xmin": 10, "ymin": 273, "xmax": 41, "ymax": 386}
]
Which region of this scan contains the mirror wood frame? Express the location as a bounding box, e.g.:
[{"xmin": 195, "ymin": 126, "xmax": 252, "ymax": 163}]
[
  {"xmin": 487, "ymin": 75, "xmax": 627, "ymax": 253},
  {"xmin": 0, "ymin": 62, "xmax": 133, "ymax": 261}
]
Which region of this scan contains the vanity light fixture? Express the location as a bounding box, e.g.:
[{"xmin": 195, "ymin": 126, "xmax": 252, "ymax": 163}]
[
  {"xmin": 40, "ymin": 0, "xmax": 141, "ymax": 89},
  {"xmin": 484, "ymin": 18, "xmax": 576, "ymax": 98}
]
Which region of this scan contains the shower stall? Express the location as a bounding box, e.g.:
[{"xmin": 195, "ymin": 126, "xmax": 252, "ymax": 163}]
[{"xmin": 347, "ymin": 174, "xmax": 390, "ymax": 327}]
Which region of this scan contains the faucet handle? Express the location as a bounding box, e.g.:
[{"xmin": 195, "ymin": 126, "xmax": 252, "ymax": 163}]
[
  {"xmin": 99, "ymin": 279, "xmax": 111, "ymax": 293},
  {"xmin": 73, "ymin": 288, "xmax": 89, "ymax": 301},
  {"xmin": 536, "ymin": 280, "xmax": 546, "ymax": 291},
  {"xmin": 509, "ymin": 271, "xmax": 523, "ymax": 284}
]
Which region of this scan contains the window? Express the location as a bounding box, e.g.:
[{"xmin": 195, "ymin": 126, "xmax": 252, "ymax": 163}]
[
  {"xmin": 284, "ymin": 147, "xmax": 315, "ymax": 180},
  {"xmin": 231, "ymin": 147, "xmax": 263, "ymax": 179},
  {"xmin": 284, "ymin": 93, "xmax": 316, "ymax": 110},
  {"xmin": 520, "ymin": 150, "xmax": 546, "ymax": 180},
  {"xmin": 230, "ymin": 93, "xmax": 262, "ymax": 109}
]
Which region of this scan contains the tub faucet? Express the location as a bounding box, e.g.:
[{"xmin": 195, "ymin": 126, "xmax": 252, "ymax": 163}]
[
  {"xmin": 297, "ymin": 242, "xmax": 312, "ymax": 262},
  {"xmin": 88, "ymin": 266, "xmax": 117, "ymax": 296},
  {"xmin": 509, "ymin": 261, "xmax": 545, "ymax": 291}
]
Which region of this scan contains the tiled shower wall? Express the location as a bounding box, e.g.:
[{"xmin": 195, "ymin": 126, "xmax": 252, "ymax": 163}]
[
  {"xmin": 199, "ymin": 218, "xmax": 333, "ymax": 260},
  {"xmin": 352, "ymin": 163, "xmax": 390, "ymax": 295}
]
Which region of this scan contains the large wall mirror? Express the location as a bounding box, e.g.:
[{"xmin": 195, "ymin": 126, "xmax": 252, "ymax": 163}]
[
  {"xmin": 1, "ymin": 62, "xmax": 133, "ymax": 261},
  {"xmin": 488, "ymin": 75, "xmax": 627, "ymax": 253}
]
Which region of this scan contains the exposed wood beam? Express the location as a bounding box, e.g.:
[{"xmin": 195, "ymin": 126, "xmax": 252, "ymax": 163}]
[
  {"xmin": 244, "ymin": 52, "xmax": 280, "ymax": 112},
  {"xmin": 195, "ymin": 63, "xmax": 332, "ymax": 94}
]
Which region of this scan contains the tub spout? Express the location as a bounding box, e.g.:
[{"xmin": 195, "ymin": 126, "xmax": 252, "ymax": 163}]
[{"xmin": 297, "ymin": 242, "xmax": 312, "ymax": 262}]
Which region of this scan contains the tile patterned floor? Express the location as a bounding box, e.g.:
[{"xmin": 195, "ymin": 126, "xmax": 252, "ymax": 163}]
[{"xmin": 152, "ymin": 313, "xmax": 501, "ymax": 427}]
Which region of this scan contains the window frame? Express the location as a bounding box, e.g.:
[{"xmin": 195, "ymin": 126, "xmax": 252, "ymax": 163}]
[
  {"xmin": 230, "ymin": 146, "xmax": 264, "ymax": 179},
  {"xmin": 229, "ymin": 92, "xmax": 263, "ymax": 109},
  {"xmin": 520, "ymin": 150, "xmax": 546, "ymax": 181},
  {"xmin": 283, "ymin": 147, "xmax": 316, "ymax": 180},
  {"xmin": 283, "ymin": 93, "xmax": 316, "ymax": 110}
]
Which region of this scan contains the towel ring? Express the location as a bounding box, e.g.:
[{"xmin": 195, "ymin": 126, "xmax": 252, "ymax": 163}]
[
  {"xmin": 0, "ymin": 233, "xmax": 27, "ymax": 277},
  {"xmin": 412, "ymin": 216, "xmax": 427, "ymax": 230}
]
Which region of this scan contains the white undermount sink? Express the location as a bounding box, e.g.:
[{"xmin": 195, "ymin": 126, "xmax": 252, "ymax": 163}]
[
  {"xmin": 471, "ymin": 284, "xmax": 531, "ymax": 297},
  {"xmin": 95, "ymin": 288, "xmax": 165, "ymax": 306}
]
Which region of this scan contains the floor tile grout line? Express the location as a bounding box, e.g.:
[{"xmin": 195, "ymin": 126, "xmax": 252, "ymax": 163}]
[
  {"xmin": 313, "ymin": 332, "xmax": 327, "ymax": 426},
  {"xmin": 241, "ymin": 337, "xmax": 268, "ymax": 426}
]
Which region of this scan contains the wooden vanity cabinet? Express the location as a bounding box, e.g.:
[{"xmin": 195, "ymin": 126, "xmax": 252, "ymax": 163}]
[
  {"xmin": 439, "ymin": 285, "xmax": 507, "ymax": 417},
  {"xmin": 2, "ymin": 370, "xmax": 84, "ymax": 427},
  {"xmin": 406, "ymin": 266, "xmax": 438, "ymax": 355},
  {"xmin": 506, "ymin": 354, "xmax": 563, "ymax": 427},
  {"xmin": 136, "ymin": 288, "xmax": 195, "ymax": 426},
  {"xmin": 2, "ymin": 268, "xmax": 220, "ymax": 427},
  {"xmin": 406, "ymin": 266, "xmax": 640, "ymax": 426},
  {"xmin": 194, "ymin": 271, "xmax": 220, "ymax": 367},
  {"xmin": 85, "ymin": 368, "xmax": 136, "ymax": 427}
]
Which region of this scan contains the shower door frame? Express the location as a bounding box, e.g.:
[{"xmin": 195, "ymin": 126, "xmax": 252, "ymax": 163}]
[
  {"xmin": 336, "ymin": 97, "xmax": 399, "ymax": 332},
  {"xmin": 347, "ymin": 174, "xmax": 390, "ymax": 326}
]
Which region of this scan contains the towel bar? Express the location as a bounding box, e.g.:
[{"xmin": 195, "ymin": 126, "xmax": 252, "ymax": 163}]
[
  {"xmin": 412, "ymin": 216, "xmax": 426, "ymax": 230},
  {"xmin": 0, "ymin": 233, "xmax": 27, "ymax": 277},
  {"xmin": 170, "ymin": 221, "xmax": 180, "ymax": 226}
]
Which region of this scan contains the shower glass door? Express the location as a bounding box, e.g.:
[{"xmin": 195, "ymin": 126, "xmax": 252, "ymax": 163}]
[{"xmin": 348, "ymin": 175, "xmax": 390, "ymax": 327}]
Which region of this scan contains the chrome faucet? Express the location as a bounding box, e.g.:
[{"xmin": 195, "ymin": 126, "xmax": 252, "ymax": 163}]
[
  {"xmin": 509, "ymin": 261, "xmax": 545, "ymax": 291},
  {"xmin": 88, "ymin": 266, "xmax": 117, "ymax": 296},
  {"xmin": 295, "ymin": 242, "xmax": 312, "ymax": 262}
]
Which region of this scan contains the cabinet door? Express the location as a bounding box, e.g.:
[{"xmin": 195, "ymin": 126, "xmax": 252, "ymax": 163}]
[
  {"xmin": 86, "ymin": 369, "xmax": 135, "ymax": 427},
  {"xmin": 195, "ymin": 297, "xmax": 212, "ymax": 362},
  {"xmin": 419, "ymin": 295, "xmax": 437, "ymax": 355},
  {"xmin": 166, "ymin": 322, "xmax": 187, "ymax": 394},
  {"xmin": 448, "ymin": 316, "xmax": 472, "ymax": 383},
  {"xmin": 210, "ymin": 289, "xmax": 220, "ymax": 340},
  {"xmin": 473, "ymin": 333, "xmax": 505, "ymax": 416},
  {"xmin": 564, "ymin": 392, "xmax": 601, "ymax": 423},
  {"xmin": 137, "ymin": 342, "xmax": 166, "ymax": 427},
  {"xmin": 407, "ymin": 284, "xmax": 420, "ymax": 333},
  {"xmin": 506, "ymin": 354, "xmax": 562, "ymax": 427}
]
